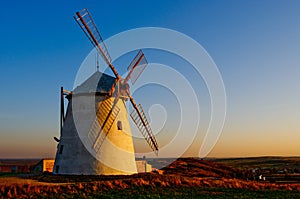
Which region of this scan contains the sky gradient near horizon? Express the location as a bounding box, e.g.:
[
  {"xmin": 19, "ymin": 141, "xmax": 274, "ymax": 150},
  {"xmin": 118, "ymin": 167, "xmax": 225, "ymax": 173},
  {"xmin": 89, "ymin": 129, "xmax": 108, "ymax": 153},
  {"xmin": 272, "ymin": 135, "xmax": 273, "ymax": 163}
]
[{"xmin": 0, "ymin": 0, "xmax": 299, "ymax": 158}]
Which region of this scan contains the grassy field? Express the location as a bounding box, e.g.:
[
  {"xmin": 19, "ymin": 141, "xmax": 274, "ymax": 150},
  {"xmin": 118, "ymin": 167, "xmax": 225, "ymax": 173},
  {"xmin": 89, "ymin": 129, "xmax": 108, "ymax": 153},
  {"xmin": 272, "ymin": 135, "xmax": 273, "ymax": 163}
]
[
  {"xmin": 97, "ymin": 186, "xmax": 300, "ymax": 199},
  {"xmin": 1, "ymin": 182, "xmax": 299, "ymax": 198},
  {"xmin": 0, "ymin": 157, "xmax": 299, "ymax": 198},
  {"xmin": 211, "ymin": 156, "xmax": 300, "ymax": 184}
]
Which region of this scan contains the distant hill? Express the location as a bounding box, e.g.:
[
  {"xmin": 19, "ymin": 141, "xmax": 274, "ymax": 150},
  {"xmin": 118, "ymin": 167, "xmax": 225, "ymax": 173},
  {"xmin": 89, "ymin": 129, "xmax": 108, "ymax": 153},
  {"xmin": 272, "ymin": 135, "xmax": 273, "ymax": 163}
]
[
  {"xmin": 210, "ymin": 156, "xmax": 300, "ymax": 169},
  {"xmin": 161, "ymin": 158, "xmax": 244, "ymax": 178}
]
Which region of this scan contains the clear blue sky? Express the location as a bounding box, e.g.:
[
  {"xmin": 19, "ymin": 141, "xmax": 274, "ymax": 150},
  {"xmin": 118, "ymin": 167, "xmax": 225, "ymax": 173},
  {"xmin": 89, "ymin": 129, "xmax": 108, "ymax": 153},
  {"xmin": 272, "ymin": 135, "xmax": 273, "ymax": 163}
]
[{"xmin": 0, "ymin": 0, "xmax": 299, "ymax": 158}]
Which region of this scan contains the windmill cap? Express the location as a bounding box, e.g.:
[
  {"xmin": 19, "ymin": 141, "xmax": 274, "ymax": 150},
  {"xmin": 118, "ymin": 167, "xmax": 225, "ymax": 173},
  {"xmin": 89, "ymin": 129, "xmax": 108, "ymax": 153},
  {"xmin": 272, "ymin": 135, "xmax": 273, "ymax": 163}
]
[{"xmin": 74, "ymin": 71, "xmax": 115, "ymax": 94}]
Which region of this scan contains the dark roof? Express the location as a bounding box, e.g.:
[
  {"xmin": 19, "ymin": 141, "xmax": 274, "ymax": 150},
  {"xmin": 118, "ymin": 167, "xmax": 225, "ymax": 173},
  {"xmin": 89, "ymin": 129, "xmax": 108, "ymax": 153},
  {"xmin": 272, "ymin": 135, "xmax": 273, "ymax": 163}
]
[
  {"xmin": 0, "ymin": 159, "xmax": 40, "ymax": 166},
  {"xmin": 73, "ymin": 71, "xmax": 116, "ymax": 94}
]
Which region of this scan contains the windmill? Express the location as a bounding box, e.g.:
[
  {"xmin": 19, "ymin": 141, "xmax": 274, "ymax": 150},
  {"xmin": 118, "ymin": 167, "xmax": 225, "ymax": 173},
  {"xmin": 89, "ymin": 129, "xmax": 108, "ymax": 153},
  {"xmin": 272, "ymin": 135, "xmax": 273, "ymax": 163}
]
[{"xmin": 53, "ymin": 8, "xmax": 158, "ymax": 175}]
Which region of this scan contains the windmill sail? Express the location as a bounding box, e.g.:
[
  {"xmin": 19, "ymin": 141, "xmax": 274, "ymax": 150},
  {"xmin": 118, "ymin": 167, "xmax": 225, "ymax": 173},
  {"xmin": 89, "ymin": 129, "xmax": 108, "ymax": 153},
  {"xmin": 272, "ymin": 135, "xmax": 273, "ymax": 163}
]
[
  {"xmin": 74, "ymin": 8, "xmax": 121, "ymax": 80},
  {"xmin": 74, "ymin": 8, "xmax": 112, "ymax": 66},
  {"xmin": 126, "ymin": 50, "xmax": 148, "ymax": 85},
  {"xmin": 130, "ymin": 103, "xmax": 159, "ymax": 155},
  {"xmin": 88, "ymin": 98, "xmax": 120, "ymax": 152}
]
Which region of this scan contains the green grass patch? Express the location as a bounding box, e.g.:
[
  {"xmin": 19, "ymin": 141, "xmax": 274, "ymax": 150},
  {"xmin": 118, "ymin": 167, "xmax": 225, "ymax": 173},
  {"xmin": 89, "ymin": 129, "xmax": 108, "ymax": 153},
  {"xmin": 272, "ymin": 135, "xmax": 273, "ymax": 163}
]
[{"xmin": 89, "ymin": 186, "xmax": 300, "ymax": 199}]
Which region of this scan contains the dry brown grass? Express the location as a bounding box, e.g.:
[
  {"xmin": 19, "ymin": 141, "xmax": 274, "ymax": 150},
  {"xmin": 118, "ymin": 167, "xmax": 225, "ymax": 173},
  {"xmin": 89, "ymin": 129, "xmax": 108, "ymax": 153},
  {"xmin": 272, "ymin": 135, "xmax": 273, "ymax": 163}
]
[
  {"xmin": 1, "ymin": 158, "xmax": 299, "ymax": 198},
  {"xmin": 1, "ymin": 175, "xmax": 300, "ymax": 198}
]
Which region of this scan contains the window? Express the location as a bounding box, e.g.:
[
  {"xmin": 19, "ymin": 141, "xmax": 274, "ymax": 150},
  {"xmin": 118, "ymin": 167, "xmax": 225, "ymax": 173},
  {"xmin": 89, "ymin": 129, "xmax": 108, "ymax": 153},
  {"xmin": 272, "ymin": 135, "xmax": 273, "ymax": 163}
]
[
  {"xmin": 11, "ymin": 166, "xmax": 17, "ymax": 173},
  {"xmin": 117, "ymin": 121, "xmax": 122, "ymax": 130},
  {"xmin": 59, "ymin": 145, "xmax": 64, "ymax": 154}
]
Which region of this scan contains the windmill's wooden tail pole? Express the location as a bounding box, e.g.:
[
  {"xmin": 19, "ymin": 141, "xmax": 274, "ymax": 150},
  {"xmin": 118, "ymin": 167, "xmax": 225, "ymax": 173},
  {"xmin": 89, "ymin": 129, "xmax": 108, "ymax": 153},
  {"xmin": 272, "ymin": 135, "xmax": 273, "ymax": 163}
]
[{"xmin": 60, "ymin": 86, "xmax": 64, "ymax": 136}]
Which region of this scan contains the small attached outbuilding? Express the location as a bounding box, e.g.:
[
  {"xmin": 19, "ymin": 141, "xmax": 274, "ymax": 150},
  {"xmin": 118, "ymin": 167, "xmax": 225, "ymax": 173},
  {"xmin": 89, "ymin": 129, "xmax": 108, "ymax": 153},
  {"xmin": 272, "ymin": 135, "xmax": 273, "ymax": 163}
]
[
  {"xmin": 136, "ymin": 160, "xmax": 152, "ymax": 173},
  {"xmin": 0, "ymin": 159, "xmax": 38, "ymax": 173},
  {"xmin": 32, "ymin": 159, "xmax": 55, "ymax": 173}
]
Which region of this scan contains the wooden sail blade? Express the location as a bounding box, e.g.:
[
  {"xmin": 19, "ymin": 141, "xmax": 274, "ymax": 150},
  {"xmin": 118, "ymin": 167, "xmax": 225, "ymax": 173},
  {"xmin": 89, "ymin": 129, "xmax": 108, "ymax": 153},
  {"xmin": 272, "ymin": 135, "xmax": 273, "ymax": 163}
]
[
  {"xmin": 129, "ymin": 96, "xmax": 159, "ymax": 155},
  {"xmin": 87, "ymin": 97, "xmax": 120, "ymax": 152},
  {"xmin": 74, "ymin": 8, "xmax": 121, "ymax": 80},
  {"xmin": 125, "ymin": 50, "xmax": 148, "ymax": 85}
]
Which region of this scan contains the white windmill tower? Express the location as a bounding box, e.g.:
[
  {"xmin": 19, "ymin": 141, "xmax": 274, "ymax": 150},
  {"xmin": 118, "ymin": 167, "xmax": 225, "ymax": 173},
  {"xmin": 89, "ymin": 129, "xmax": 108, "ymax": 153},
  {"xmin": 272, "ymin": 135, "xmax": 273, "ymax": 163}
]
[{"xmin": 53, "ymin": 8, "xmax": 159, "ymax": 175}]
